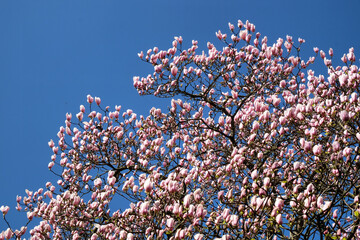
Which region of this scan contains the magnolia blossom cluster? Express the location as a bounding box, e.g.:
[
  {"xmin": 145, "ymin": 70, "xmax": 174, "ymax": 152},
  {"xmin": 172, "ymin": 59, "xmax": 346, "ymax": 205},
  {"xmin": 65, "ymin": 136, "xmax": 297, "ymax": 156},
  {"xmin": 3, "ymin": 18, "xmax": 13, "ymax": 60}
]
[{"xmin": 1, "ymin": 20, "xmax": 360, "ymax": 239}]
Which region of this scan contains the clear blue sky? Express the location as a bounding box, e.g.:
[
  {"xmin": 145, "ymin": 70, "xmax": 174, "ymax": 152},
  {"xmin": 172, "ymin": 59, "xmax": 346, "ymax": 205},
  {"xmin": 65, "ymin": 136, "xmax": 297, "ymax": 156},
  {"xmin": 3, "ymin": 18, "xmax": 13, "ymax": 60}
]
[{"xmin": 1, "ymin": 0, "xmax": 360, "ymax": 235}]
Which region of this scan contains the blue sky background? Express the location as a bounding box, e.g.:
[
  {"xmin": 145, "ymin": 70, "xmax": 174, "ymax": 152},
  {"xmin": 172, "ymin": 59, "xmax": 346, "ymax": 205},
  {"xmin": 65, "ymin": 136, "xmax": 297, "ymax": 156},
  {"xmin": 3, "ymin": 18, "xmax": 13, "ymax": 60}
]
[{"xmin": 1, "ymin": 0, "xmax": 360, "ymax": 235}]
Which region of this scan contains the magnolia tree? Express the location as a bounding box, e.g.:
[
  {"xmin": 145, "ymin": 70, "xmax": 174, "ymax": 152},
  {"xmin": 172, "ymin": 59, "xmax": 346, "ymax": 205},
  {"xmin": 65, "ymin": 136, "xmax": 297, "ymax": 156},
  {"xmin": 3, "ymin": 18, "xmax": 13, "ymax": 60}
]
[{"xmin": 1, "ymin": 20, "xmax": 360, "ymax": 240}]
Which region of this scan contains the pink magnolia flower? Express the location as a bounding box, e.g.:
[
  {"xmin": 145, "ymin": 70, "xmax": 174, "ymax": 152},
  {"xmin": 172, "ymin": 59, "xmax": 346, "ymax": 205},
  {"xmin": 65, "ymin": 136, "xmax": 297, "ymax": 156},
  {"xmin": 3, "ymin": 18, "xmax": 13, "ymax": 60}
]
[
  {"xmin": 76, "ymin": 112, "xmax": 83, "ymax": 121},
  {"xmin": 333, "ymin": 209, "xmax": 338, "ymax": 219},
  {"xmin": 275, "ymin": 198, "xmax": 284, "ymax": 210},
  {"xmin": 184, "ymin": 194, "xmax": 191, "ymax": 208},
  {"xmin": 95, "ymin": 97, "xmax": 101, "ymax": 106},
  {"xmin": 195, "ymin": 204, "xmax": 204, "ymax": 218},
  {"xmin": 94, "ymin": 178, "xmax": 102, "ymax": 188},
  {"xmin": 293, "ymin": 161, "xmax": 301, "ymax": 171},
  {"xmin": 304, "ymin": 141, "xmax": 312, "ymax": 152},
  {"xmin": 228, "ymin": 22, "xmax": 235, "ymax": 31},
  {"xmin": 4, "ymin": 228, "xmax": 13, "ymax": 239},
  {"xmin": 107, "ymin": 176, "xmax": 116, "ymax": 186},
  {"xmin": 251, "ymin": 169, "xmax": 258, "ymax": 180},
  {"xmin": 225, "ymin": 188, "xmax": 233, "ymax": 199},
  {"xmin": 248, "ymin": 133, "xmax": 257, "ymax": 144},
  {"xmin": 87, "ymin": 94, "xmax": 94, "ymax": 104},
  {"xmin": 339, "ymin": 110, "xmax": 349, "ymax": 121},
  {"xmin": 48, "ymin": 161, "xmax": 54, "ymax": 169},
  {"xmin": 66, "ymin": 127, "xmax": 72, "ymax": 136},
  {"xmin": 332, "ymin": 141, "xmax": 340, "ymax": 151},
  {"xmin": 317, "ymin": 196, "xmax": 324, "ymax": 208},
  {"xmin": 127, "ymin": 233, "xmax": 134, "ymax": 240},
  {"xmin": 306, "ymin": 183, "xmax": 314, "ymax": 193},
  {"xmin": 73, "ymin": 196, "xmax": 80, "ymax": 206},
  {"xmin": 222, "ymin": 208, "xmax": 230, "ymax": 219},
  {"xmin": 276, "ymin": 214, "xmax": 283, "ymax": 225},
  {"xmin": 356, "ymin": 133, "xmax": 360, "ymax": 141},
  {"xmin": 263, "ymin": 177, "xmax": 270, "ymax": 188},
  {"xmin": 320, "ymin": 201, "xmax": 332, "ymax": 211},
  {"xmin": 144, "ymin": 178, "xmax": 153, "ymax": 193},
  {"xmin": 240, "ymin": 30, "xmax": 247, "ymax": 40},
  {"xmin": 79, "ymin": 104, "xmax": 85, "ymax": 113},
  {"xmin": 119, "ymin": 230, "xmax": 127, "ymax": 239},
  {"xmin": 139, "ymin": 201, "xmax": 150, "ymax": 215},
  {"xmin": 230, "ymin": 214, "xmax": 239, "ymax": 227},
  {"xmin": 347, "ymin": 51, "xmax": 356, "ymax": 62},
  {"xmin": 194, "ymin": 234, "xmax": 204, "ymax": 240},
  {"xmin": 193, "ymin": 189, "xmax": 202, "ymax": 202},
  {"xmin": 280, "ymin": 80, "xmax": 286, "ymax": 88},
  {"xmin": 48, "ymin": 139, "xmax": 54, "ymax": 148},
  {"xmin": 290, "ymin": 200, "xmax": 297, "ymax": 208},
  {"xmin": 27, "ymin": 212, "xmax": 34, "ymax": 220},
  {"xmin": 252, "ymin": 121, "xmax": 260, "ymax": 132},
  {"xmin": 171, "ymin": 66, "xmax": 178, "ymax": 76},
  {"xmin": 312, "ymin": 144, "xmax": 322, "ymax": 156},
  {"xmin": 166, "ymin": 217, "xmax": 175, "ymax": 229},
  {"xmin": 0, "ymin": 206, "xmax": 9, "ymax": 216},
  {"xmin": 172, "ymin": 202, "xmax": 180, "ymax": 215},
  {"xmin": 218, "ymin": 116, "xmax": 225, "ymax": 126},
  {"xmin": 188, "ymin": 204, "xmax": 195, "ymax": 217},
  {"xmin": 320, "ymin": 50, "xmax": 325, "ymax": 59}
]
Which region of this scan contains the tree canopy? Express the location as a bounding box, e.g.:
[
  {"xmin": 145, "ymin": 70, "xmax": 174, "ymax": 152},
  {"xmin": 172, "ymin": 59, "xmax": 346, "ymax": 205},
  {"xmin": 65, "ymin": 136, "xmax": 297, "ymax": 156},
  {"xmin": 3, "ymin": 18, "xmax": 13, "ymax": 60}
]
[{"xmin": 1, "ymin": 20, "xmax": 360, "ymax": 240}]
